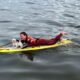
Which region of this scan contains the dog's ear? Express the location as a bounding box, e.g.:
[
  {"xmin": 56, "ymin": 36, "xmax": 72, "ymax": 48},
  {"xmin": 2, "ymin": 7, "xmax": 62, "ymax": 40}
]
[
  {"xmin": 12, "ymin": 39, "xmax": 16, "ymax": 42},
  {"xmin": 16, "ymin": 40, "xmax": 19, "ymax": 42}
]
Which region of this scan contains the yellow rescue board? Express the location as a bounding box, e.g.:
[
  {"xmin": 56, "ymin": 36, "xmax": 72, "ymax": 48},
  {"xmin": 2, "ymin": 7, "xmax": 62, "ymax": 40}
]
[{"xmin": 0, "ymin": 40, "xmax": 73, "ymax": 53}]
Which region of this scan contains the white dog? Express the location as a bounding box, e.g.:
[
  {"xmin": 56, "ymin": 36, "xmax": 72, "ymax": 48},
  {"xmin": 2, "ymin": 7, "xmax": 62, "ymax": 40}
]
[{"xmin": 12, "ymin": 39, "xmax": 23, "ymax": 48}]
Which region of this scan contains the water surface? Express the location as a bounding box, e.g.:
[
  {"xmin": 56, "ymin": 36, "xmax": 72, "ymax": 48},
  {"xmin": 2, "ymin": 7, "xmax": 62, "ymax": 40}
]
[{"xmin": 0, "ymin": 0, "xmax": 80, "ymax": 80}]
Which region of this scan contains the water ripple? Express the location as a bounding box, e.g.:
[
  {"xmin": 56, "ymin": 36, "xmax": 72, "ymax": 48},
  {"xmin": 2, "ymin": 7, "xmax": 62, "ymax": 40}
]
[
  {"xmin": 36, "ymin": 20, "xmax": 64, "ymax": 26},
  {"xmin": 63, "ymin": 13, "xmax": 75, "ymax": 18},
  {"xmin": 25, "ymin": 1, "xmax": 35, "ymax": 5},
  {"xmin": 0, "ymin": 20, "xmax": 12, "ymax": 23}
]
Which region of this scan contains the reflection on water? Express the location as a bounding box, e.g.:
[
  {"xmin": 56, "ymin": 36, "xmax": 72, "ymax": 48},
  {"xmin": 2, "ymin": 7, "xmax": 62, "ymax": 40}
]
[
  {"xmin": 0, "ymin": 0, "xmax": 80, "ymax": 80},
  {"xmin": 20, "ymin": 51, "xmax": 34, "ymax": 61}
]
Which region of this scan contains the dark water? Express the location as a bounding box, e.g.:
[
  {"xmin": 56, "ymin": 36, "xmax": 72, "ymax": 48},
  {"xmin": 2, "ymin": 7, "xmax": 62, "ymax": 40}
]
[{"xmin": 0, "ymin": 0, "xmax": 80, "ymax": 80}]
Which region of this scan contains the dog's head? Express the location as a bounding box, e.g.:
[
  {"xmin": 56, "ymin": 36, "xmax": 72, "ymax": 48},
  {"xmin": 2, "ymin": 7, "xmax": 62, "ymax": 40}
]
[
  {"xmin": 12, "ymin": 39, "xmax": 17, "ymax": 43},
  {"xmin": 12, "ymin": 39, "xmax": 23, "ymax": 48}
]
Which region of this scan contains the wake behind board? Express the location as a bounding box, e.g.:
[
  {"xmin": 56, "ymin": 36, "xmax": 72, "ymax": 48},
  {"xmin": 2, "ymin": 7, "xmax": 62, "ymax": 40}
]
[{"xmin": 0, "ymin": 39, "xmax": 73, "ymax": 53}]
